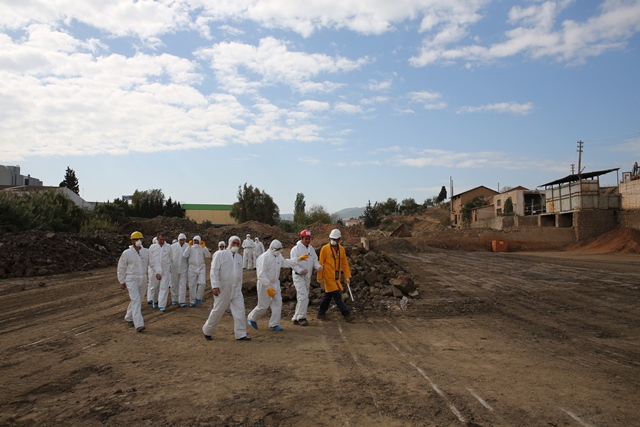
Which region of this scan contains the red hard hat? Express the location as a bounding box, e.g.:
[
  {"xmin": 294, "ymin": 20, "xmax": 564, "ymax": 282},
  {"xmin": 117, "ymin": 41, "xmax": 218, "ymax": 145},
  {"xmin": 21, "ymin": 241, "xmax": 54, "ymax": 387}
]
[{"xmin": 299, "ymin": 229, "xmax": 312, "ymax": 237}]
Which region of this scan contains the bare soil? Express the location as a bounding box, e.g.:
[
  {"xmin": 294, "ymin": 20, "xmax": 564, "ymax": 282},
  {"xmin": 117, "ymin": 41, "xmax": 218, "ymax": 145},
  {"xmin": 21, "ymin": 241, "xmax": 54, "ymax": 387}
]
[{"xmin": 1, "ymin": 242, "xmax": 638, "ymax": 426}]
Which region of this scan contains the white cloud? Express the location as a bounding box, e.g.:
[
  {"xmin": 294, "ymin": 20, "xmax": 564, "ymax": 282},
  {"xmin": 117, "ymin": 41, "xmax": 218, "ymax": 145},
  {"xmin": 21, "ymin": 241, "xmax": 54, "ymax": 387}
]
[
  {"xmin": 368, "ymin": 146, "xmax": 402, "ymax": 155},
  {"xmin": 334, "ymin": 102, "xmax": 363, "ymax": 114},
  {"xmin": 337, "ymin": 160, "xmax": 382, "ymax": 167},
  {"xmin": 195, "ymin": 37, "xmax": 367, "ymax": 94},
  {"xmin": 390, "ymin": 148, "xmax": 566, "ymax": 172},
  {"xmin": 410, "ymin": 0, "xmax": 640, "ymax": 66},
  {"xmin": 298, "ymin": 100, "xmax": 330, "ymax": 111},
  {"xmin": 457, "ymin": 102, "xmax": 534, "ymax": 114},
  {"xmin": 299, "ymin": 156, "xmax": 320, "ymax": 165},
  {"xmin": 408, "ymin": 90, "xmax": 447, "ymax": 109}
]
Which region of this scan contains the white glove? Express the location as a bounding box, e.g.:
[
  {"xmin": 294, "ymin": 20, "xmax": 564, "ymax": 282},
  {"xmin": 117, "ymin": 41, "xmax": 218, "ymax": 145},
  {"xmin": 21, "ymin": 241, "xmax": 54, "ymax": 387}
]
[
  {"xmin": 300, "ymin": 269, "xmax": 308, "ymax": 275},
  {"xmin": 345, "ymin": 278, "xmax": 350, "ymax": 284},
  {"xmin": 317, "ymin": 265, "xmax": 323, "ymax": 271}
]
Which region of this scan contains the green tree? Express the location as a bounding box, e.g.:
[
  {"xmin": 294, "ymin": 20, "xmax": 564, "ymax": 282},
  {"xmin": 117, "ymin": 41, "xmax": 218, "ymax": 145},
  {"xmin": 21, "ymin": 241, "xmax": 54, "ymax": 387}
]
[
  {"xmin": 461, "ymin": 196, "xmax": 487, "ymax": 223},
  {"xmin": 399, "ymin": 197, "xmax": 419, "ymax": 215},
  {"xmin": 503, "ymin": 197, "xmax": 514, "ymax": 216},
  {"xmin": 59, "ymin": 167, "xmax": 80, "ymax": 195},
  {"xmin": 131, "ymin": 189, "xmax": 165, "ymax": 218},
  {"xmin": 363, "ymin": 200, "xmax": 381, "ymax": 228},
  {"xmin": 293, "ymin": 193, "xmax": 307, "ymax": 224},
  {"xmin": 230, "ymin": 183, "xmax": 280, "ymax": 225},
  {"xmin": 437, "ymin": 186, "xmax": 447, "ymax": 203},
  {"xmin": 379, "ymin": 198, "xmax": 398, "ymax": 216},
  {"xmin": 307, "ymin": 204, "xmax": 332, "ymax": 224}
]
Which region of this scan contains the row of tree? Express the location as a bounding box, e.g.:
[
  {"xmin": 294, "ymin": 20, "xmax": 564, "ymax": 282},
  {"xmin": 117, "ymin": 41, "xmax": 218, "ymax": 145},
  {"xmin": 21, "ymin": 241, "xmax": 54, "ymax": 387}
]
[{"xmin": 362, "ymin": 186, "xmax": 448, "ymax": 227}]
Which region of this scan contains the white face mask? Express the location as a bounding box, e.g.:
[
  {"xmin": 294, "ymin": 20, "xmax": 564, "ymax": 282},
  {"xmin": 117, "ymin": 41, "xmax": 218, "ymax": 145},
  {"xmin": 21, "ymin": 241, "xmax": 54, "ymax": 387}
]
[
  {"xmin": 330, "ymin": 239, "xmax": 337, "ymax": 246},
  {"xmin": 135, "ymin": 240, "xmax": 142, "ymax": 248},
  {"xmin": 230, "ymin": 246, "xmax": 239, "ymax": 253}
]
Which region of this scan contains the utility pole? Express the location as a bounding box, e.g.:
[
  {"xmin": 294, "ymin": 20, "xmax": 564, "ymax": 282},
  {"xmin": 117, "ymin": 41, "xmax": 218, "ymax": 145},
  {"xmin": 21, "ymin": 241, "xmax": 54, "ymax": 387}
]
[
  {"xmin": 577, "ymin": 140, "xmax": 584, "ymax": 176},
  {"xmin": 450, "ymin": 177, "xmax": 453, "ymax": 213},
  {"xmin": 571, "ymin": 164, "xmax": 575, "ymax": 174}
]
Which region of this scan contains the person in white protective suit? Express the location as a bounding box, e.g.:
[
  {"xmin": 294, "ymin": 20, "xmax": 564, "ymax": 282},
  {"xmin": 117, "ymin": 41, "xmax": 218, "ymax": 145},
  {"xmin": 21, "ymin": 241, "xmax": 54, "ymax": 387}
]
[
  {"xmin": 247, "ymin": 240, "xmax": 309, "ymax": 331},
  {"xmin": 149, "ymin": 234, "xmax": 173, "ymax": 312},
  {"xmin": 170, "ymin": 233, "xmax": 189, "ymax": 307},
  {"xmin": 202, "ymin": 236, "xmax": 251, "ymax": 341},
  {"xmin": 253, "ymin": 237, "xmax": 265, "ymax": 267},
  {"xmin": 117, "ymin": 231, "xmax": 150, "ymax": 332},
  {"xmin": 290, "ymin": 229, "xmax": 323, "ymax": 326},
  {"xmin": 242, "ymin": 234, "xmax": 256, "ymax": 270},
  {"xmin": 182, "ymin": 235, "xmax": 211, "ymax": 307},
  {"xmin": 147, "ymin": 236, "xmax": 158, "ymax": 306}
]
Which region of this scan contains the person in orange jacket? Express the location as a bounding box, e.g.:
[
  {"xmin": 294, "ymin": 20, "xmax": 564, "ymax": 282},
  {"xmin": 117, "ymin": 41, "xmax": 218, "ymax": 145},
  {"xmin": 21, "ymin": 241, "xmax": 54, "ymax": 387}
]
[{"xmin": 316, "ymin": 229, "xmax": 354, "ymax": 322}]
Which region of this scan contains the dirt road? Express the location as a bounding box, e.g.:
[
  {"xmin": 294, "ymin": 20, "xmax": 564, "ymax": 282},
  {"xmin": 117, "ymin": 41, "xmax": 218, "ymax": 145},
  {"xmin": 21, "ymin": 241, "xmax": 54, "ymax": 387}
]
[{"xmin": 0, "ymin": 248, "xmax": 638, "ymax": 426}]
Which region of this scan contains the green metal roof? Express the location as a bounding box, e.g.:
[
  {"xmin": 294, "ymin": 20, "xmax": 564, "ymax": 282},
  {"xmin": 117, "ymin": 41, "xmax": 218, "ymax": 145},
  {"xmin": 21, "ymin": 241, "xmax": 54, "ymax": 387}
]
[{"xmin": 182, "ymin": 204, "xmax": 233, "ymax": 210}]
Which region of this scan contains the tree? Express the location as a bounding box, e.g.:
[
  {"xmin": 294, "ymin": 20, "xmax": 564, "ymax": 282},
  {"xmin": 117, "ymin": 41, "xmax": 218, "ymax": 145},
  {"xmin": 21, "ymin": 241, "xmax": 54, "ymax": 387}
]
[
  {"xmin": 60, "ymin": 167, "xmax": 80, "ymax": 195},
  {"xmin": 437, "ymin": 186, "xmax": 447, "ymax": 203},
  {"xmin": 293, "ymin": 193, "xmax": 307, "ymax": 224},
  {"xmin": 379, "ymin": 198, "xmax": 398, "ymax": 216},
  {"xmin": 230, "ymin": 183, "xmax": 280, "ymax": 225},
  {"xmin": 503, "ymin": 197, "xmax": 514, "ymax": 216},
  {"xmin": 307, "ymin": 204, "xmax": 332, "ymax": 224},
  {"xmin": 461, "ymin": 196, "xmax": 487, "ymax": 223},
  {"xmin": 363, "ymin": 200, "xmax": 381, "ymax": 228},
  {"xmin": 130, "ymin": 189, "xmax": 165, "ymax": 218},
  {"xmin": 399, "ymin": 197, "xmax": 419, "ymax": 215}
]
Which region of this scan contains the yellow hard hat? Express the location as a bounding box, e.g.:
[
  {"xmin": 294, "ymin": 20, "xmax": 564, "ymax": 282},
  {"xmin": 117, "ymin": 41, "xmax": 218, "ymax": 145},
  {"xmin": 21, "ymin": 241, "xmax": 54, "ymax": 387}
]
[{"xmin": 130, "ymin": 231, "xmax": 144, "ymax": 240}]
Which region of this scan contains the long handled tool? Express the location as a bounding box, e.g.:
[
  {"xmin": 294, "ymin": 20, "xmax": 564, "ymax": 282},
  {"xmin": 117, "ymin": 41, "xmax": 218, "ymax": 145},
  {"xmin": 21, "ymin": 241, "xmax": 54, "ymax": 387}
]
[{"xmin": 347, "ymin": 283, "xmax": 354, "ymax": 301}]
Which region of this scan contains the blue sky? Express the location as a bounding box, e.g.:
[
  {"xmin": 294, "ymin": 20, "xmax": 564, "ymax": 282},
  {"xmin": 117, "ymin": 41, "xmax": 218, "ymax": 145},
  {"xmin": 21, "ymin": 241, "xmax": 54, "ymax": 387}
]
[{"xmin": 1, "ymin": 0, "xmax": 639, "ymax": 214}]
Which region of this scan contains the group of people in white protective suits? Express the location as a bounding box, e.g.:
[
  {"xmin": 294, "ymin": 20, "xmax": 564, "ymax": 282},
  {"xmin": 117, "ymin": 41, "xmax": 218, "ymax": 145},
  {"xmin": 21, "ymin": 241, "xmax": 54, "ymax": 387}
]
[{"xmin": 118, "ymin": 228, "xmax": 351, "ymax": 338}]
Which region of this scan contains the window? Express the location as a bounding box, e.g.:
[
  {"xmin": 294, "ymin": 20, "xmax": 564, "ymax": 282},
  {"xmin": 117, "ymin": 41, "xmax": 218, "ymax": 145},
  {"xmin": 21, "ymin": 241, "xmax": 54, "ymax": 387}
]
[{"xmin": 497, "ymin": 199, "xmax": 502, "ymax": 206}]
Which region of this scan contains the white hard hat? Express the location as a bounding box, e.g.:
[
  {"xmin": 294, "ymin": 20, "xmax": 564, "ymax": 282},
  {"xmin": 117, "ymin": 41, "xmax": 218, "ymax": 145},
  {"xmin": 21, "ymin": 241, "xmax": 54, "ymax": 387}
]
[{"xmin": 329, "ymin": 229, "xmax": 341, "ymax": 239}]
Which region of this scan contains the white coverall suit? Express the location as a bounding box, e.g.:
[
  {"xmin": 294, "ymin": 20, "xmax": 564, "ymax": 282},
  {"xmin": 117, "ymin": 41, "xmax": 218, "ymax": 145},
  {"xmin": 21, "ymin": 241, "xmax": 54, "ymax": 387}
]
[
  {"xmin": 117, "ymin": 246, "xmax": 150, "ymax": 329},
  {"xmin": 149, "ymin": 241, "xmax": 172, "ymax": 309},
  {"xmin": 202, "ymin": 246, "xmax": 247, "ymax": 339},
  {"xmin": 242, "ymin": 237, "xmax": 256, "ymax": 269},
  {"xmin": 147, "ymin": 236, "xmax": 158, "ymax": 303},
  {"xmin": 290, "ymin": 240, "xmax": 322, "ymax": 322},
  {"xmin": 183, "ymin": 239, "xmax": 211, "ymax": 305},
  {"xmin": 170, "ymin": 240, "xmax": 189, "ymax": 305},
  {"xmin": 253, "ymin": 238, "xmax": 265, "ymax": 267},
  {"xmin": 248, "ymin": 249, "xmax": 300, "ymax": 328}
]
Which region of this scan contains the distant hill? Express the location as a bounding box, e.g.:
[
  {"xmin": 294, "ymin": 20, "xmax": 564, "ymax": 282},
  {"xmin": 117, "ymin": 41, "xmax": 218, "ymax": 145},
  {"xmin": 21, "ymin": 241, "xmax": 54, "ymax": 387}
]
[
  {"xmin": 333, "ymin": 207, "xmax": 365, "ymax": 219},
  {"xmin": 280, "ymin": 207, "xmax": 364, "ymax": 222}
]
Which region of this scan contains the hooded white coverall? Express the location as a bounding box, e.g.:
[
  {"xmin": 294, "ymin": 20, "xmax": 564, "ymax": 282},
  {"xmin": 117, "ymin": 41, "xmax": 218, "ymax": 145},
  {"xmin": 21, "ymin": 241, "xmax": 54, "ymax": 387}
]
[
  {"xmin": 202, "ymin": 242, "xmax": 247, "ymax": 339},
  {"xmin": 117, "ymin": 245, "xmax": 150, "ymax": 329},
  {"xmin": 147, "ymin": 236, "xmax": 158, "ymax": 303},
  {"xmin": 290, "ymin": 240, "xmax": 322, "ymax": 322},
  {"xmin": 149, "ymin": 241, "xmax": 172, "ymax": 309},
  {"xmin": 247, "ymin": 248, "xmax": 300, "ymax": 328},
  {"xmin": 170, "ymin": 239, "xmax": 189, "ymax": 305},
  {"xmin": 253, "ymin": 238, "xmax": 265, "ymax": 266},
  {"xmin": 242, "ymin": 236, "xmax": 256, "ymax": 269},
  {"xmin": 183, "ymin": 238, "xmax": 211, "ymax": 305}
]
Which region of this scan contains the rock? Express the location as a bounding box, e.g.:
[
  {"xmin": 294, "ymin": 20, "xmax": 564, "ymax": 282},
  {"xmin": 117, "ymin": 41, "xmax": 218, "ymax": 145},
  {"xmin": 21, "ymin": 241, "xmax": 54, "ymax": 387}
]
[
  {"xmin": 392, "ymin": 287, "xmax": 404, "ymax": 298},
  {"xmin": 364, "ymin": 270, "xmax": 378, "ymax": 285},
  {"xmin": 381, "ymin": 286, "xmax": 394, "ymax": 297},
  {"xmin": 389, "ymin": 276, "xmax": 416, "ymax": 294}
]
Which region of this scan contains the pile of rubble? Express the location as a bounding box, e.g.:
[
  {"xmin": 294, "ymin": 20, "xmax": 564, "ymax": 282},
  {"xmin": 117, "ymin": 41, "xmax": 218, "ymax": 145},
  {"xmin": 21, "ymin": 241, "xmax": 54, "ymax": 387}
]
[
  {"xmin": 277, "ymin": 241, "xmax": 419, "ymax": 313},
  {"xmin": 0, "ymin": 230, "xmax": 127, "ymax": 279}
]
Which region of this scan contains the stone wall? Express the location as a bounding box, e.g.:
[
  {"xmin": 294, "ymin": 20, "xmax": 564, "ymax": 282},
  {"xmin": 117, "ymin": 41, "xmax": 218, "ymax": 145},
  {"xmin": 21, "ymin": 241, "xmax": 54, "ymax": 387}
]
[
  {"xmin": 573, "ymin": 210, "xmax": 618, "ymax": 242},
  {"xmin": 618, "ymin": 210, "xmax": 640, "ymax": 231}
]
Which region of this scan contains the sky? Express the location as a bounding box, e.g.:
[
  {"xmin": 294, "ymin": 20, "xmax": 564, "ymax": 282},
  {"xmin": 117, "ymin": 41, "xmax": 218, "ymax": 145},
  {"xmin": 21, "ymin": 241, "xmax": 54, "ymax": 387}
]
[{"xmin": 1, "ymin": 0, "xmax": 639, "ymax": 214}]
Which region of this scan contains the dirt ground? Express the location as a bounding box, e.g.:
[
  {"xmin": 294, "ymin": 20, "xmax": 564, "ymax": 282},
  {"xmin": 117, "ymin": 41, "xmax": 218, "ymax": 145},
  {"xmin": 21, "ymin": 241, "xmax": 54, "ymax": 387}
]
[{"xmin": 1, "ymin": 245, "xmax": 639, "ymax": 426}]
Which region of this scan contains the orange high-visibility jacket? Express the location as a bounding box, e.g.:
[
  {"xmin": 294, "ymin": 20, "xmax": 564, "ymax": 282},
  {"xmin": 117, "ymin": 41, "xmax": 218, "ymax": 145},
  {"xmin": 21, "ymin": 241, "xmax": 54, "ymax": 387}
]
[{"xmin": 317, "ymin": 243, "xmax": 351, "ymax": 293}]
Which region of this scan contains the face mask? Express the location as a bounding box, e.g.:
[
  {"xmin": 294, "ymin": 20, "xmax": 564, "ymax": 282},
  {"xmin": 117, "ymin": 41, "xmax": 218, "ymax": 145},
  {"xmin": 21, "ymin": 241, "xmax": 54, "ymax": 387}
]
[
  {"xmin": 135, "ymin": 240, "xmax": 142, "ymax": 248},
  {"xmin": 230, "ymin": 246, "xmax": 239, "ymax": 253},
  {"xmin": 330, "ymin": 239, "xmax": 337, "ymax": 246}
]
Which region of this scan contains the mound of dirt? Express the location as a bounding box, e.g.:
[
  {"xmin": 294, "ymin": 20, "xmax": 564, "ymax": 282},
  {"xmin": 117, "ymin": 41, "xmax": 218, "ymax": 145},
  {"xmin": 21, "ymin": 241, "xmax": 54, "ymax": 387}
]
[
  {"xmin": 569, "ymin": 227, "xmax": 640, "ymax": 254},
  {"xmin": 369, "ymin": 237, "xmax": 417, "ymax": 254},
  {"xmin": 205, "ymin": 220, "xmax": 296, "ymax": 249},
  {"xmin": 307, "ymin": 222, "xmax": 367, "ymax": 246}
]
